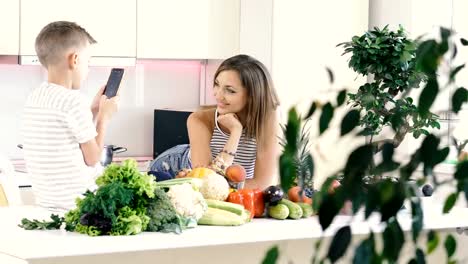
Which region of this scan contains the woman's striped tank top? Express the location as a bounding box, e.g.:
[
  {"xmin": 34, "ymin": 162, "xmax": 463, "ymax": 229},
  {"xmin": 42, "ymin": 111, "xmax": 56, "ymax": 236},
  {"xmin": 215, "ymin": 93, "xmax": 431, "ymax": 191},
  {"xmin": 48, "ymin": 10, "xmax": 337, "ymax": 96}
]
[{"xmin": 209, "ymin": 109, "xmax": 257, "ymax": 179}]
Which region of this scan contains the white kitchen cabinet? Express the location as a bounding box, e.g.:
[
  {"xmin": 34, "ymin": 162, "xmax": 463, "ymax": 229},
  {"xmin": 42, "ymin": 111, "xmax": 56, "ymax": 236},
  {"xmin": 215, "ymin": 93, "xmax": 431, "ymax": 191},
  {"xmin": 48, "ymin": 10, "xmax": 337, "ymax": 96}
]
[
  {"xmin": 0, "ymin": 0, "xmax": 19, "ymax": 55},
  {"xmin": 137, "ymin": 0, "xmax": 240, "ymax": 59},
  {"xmin": 20, "ymin": 0, "xmax": 136, "ymax": 58}
]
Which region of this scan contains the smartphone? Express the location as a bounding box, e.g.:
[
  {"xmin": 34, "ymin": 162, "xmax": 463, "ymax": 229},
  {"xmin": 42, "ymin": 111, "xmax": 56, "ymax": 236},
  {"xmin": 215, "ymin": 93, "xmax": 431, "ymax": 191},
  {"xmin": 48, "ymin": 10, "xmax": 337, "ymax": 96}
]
[{"xmin": 103, "ymin": 68, "xmax": 124, "ymax": 98}]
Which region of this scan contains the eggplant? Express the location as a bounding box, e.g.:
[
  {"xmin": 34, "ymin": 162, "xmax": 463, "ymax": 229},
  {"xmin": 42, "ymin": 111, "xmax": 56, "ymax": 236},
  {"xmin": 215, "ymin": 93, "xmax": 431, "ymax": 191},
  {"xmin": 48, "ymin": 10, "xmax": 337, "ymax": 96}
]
[
  {"xmin": 422, "ymin": 184, "xmax": 433, "ymax": 197},
  {"xmin": 263, "ymin": 185, "xmax": 284, "ymax": 205}
]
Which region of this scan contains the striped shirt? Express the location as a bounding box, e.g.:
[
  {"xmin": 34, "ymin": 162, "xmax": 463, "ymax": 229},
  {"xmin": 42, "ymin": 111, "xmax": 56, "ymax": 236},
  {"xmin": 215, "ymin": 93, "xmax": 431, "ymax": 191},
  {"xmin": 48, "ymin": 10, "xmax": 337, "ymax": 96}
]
[
  {"xmin": 22, "ymin": 82, "xmax": 98, "ymax": 212},
  {"xmin": 209, "ymin": 109, "xmax": 257, "ymax": 179}
]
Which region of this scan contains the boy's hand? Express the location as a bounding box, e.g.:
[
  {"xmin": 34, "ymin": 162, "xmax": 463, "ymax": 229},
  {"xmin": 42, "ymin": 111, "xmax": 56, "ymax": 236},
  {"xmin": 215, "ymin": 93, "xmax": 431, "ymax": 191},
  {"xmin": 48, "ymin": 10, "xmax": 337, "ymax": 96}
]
[
  {"xmin": 97, "ymin": 95, "xmax": 119, "ymax": 122},
  {"xmin": 91, "ymin": 86, "xmax": 105, "ymax": 118}
]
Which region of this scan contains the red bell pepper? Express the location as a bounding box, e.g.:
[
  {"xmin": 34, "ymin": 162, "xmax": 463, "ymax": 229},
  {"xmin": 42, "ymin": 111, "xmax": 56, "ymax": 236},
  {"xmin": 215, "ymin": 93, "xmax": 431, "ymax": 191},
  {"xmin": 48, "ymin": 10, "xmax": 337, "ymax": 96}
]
[
  {"xmin": 238, "ymin": 189, "xmax": 255, "ymax": 219},
  {"xmin": 228, "ymin": 190, "xmax": 256, "ymax": 219},
  {"xmin": 227, "ymin": 191, "xmax": 243, "ymax": 205},
  {"xmin": 253, "ymin": 189, "xmax": 265, "ymax": 217}
]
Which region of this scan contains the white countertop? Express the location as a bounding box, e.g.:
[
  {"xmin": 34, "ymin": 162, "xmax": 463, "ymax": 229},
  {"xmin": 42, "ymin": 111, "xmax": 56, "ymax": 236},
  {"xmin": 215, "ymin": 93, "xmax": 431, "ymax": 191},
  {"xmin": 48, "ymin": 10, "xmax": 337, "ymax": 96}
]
[{"xmin": 1, "ymin": 198, "xmax": 468, "ymax": 263}]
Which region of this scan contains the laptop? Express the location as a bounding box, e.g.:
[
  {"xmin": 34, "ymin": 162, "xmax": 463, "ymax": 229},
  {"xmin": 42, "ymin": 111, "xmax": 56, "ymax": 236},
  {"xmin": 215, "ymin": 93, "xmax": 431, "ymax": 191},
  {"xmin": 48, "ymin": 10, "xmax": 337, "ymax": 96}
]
[{"xmin": 153, "ymin": 109, "xmax": 192, "ymax": 159}]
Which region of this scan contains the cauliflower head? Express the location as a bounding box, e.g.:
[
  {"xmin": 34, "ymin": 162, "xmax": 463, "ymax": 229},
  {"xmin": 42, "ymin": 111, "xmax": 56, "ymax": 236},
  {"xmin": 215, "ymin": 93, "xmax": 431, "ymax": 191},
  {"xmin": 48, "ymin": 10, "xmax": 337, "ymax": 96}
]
[
  {"xmin": 167, "ymin": 183, "xmax": 207, "ymax": 221},
  {"xmin": 200, "ymin": 173, "xmax": 230, "ymax": 201}
]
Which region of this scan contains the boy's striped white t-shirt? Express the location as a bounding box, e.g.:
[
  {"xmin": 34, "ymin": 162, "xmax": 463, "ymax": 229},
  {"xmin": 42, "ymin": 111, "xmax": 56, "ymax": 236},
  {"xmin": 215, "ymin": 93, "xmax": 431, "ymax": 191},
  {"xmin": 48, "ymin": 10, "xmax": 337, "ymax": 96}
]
[{"xmin": 22, "ymin": 82, "xmax": 98, "ymax": 212}]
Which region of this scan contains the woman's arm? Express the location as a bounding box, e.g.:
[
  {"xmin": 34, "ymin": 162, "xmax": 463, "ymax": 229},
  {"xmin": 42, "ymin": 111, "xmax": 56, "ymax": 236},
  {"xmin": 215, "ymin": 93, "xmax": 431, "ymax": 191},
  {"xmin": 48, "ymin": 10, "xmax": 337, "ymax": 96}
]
[
  {"xmin": 187, "ymin": 111, "xmax": 214, "ymax": 167},
  {"xmin": 188, "ymin": 109, "xmax": 244, "ymax": 170},
  {"xmin": 245, "ymin": 111, "xmax": 281, "ymax": 190}
]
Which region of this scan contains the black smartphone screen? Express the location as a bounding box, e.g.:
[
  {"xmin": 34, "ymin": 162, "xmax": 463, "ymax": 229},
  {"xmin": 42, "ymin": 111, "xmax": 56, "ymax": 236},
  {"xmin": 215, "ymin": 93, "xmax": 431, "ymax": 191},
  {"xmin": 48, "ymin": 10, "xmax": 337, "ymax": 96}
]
[{"xmin": 104, "ymin": 68, "xmax": 124, "ymax": 98}]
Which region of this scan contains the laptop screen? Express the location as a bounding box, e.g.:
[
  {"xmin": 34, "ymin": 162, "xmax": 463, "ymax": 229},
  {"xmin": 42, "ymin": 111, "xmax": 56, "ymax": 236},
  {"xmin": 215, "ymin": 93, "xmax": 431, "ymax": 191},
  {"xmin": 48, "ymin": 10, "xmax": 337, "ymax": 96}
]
[{"xmin": 153, "ymin": 109, "xmax": 192, "ymax": 158}]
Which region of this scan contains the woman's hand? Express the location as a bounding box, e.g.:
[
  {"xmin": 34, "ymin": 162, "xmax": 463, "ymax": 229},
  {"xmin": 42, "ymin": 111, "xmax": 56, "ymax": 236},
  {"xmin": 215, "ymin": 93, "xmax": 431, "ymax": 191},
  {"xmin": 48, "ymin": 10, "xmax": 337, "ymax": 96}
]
[{"xmin": 217, "ymin": 113, "xmax": 243, "ymax": 134}]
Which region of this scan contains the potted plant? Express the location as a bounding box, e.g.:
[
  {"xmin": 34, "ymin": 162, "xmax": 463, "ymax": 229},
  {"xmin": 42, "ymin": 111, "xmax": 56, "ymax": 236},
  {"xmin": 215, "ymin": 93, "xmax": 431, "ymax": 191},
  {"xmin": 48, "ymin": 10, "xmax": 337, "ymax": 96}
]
[
  {"xmin": 265, "ymin": 26, "xmax": 468, "ymax": 263},
  {"xmin": 339, "ymin": 25, "xmax": 440, "ymax": 143}
]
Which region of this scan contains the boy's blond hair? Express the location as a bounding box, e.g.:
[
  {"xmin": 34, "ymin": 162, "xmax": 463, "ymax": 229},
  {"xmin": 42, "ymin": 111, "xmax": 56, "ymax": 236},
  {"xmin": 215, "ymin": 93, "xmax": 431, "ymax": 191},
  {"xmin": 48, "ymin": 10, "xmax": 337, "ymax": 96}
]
[{"xmin": 35, "ymin": 21, "xmax": 96, "ymax": 67}]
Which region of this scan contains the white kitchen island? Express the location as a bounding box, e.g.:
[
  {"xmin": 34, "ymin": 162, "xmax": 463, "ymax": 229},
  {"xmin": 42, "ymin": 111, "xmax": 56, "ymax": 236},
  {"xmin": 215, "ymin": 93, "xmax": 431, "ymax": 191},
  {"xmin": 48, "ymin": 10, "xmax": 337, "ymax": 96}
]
[{"xmin": 1, "ymin": 200, "xmax": 468, "ymax": 264}]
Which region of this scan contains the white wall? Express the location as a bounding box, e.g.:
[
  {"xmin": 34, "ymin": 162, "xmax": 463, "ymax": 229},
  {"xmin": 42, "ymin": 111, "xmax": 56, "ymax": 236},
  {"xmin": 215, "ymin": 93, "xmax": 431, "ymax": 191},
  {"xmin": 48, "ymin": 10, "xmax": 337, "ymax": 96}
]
[
  {"xmin": 0, "ymin": 61, "xmax": 202, "ymax": 160},
  {"xmin": 369, "ymin": 0, "xmax": 467, "ymax": 165},
  {"xmin": 271, "ymin": 0, "xmax": 369, "ymax": 187}
]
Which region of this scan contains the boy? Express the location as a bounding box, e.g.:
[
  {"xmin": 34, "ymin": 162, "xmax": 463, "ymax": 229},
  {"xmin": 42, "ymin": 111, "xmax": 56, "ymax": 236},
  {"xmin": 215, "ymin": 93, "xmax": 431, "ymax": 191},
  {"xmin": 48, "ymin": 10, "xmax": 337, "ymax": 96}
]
[{"xmin": 22, "ymin": 21, "xmax": 119, "ymax": 211}]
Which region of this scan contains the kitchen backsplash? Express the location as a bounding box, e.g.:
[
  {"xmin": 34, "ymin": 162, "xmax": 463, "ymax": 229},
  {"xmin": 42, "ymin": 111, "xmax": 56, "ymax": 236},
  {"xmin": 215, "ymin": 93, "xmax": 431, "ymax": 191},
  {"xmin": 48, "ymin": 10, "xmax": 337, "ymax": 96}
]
[{"xmin": 0, "ymin": 61, "xmax": 204, "ymax": 159}]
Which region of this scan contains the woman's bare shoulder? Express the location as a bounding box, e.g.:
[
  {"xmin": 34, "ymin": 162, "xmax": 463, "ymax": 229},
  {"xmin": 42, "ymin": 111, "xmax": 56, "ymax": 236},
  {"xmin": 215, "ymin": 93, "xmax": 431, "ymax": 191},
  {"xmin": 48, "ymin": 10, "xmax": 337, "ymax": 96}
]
[{"xmin": 188, "ymin": 108, "xmax": 216, "ymax": 128}]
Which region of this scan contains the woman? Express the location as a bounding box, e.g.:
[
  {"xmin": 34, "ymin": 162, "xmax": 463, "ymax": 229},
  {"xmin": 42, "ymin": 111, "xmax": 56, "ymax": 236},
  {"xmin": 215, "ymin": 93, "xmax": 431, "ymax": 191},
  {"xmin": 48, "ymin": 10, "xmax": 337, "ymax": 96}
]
[{"xmin": 150, "ymin": 54, "xmax": 281, "ymax": 189}]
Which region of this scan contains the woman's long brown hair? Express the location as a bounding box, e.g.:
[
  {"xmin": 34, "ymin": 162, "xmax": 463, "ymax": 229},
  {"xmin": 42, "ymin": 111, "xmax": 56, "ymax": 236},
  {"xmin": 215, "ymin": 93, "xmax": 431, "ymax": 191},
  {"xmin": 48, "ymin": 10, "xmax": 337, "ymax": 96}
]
[{"xmin": 214, "ymin": 55, "xmax": 279, "ymax": 143}]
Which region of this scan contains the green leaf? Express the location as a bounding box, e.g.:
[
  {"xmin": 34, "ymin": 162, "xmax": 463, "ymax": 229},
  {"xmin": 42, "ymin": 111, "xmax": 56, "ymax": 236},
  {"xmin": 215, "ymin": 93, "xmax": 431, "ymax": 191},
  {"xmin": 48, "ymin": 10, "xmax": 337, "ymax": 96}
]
[
  {"xmin": 318, "ymin": 192, "xmax": 343, "ymax": 230},
  {"xmin": 284, "ymin": 108, "xmax": 300, "ymax": 152},
  {"xmin": 440, "ymin": 27, "xmax": 452, "ymax": 41},
  {"xmin": 427, "ymin": 231, "xmax": 439, "ymax": 254},
  {"xmin": 337, "ymin": 90, "xmax": 347, "ymax": 106},
  {"xmin": 340, "ymin": 110, "xmax": 360, "ymax": 136},
  {"xmin": 411, "ymin": 199, "xmax": 423, "ymax": 242},
  {"xmin": 455, "ymin": 161, "xmax": 468, "ymax": 180},
  {"xmin": 418, "ymin": 77, "xmax": 439, "ymax": 115},
  {"xmin": 262, "ymin": 246, "xmax": 279, "ymax": 264},
  {"xmin": 304, "ymin": 154, "xmax": 315, "ymax": 184},
  {"xmin": 413, "ymin": 130, "xmax": 422, "ymax": 139},
  {"xmin": 306, "ymin": 102, "xmax": 317, "ymax": 119},
  {"xmin": 326, "ymin": 67, "xmax": 335, "ymax": 84},
  {"xmin": 461, "ymin": 38, "xmax": 468, "ymax": 46},
  {"xmin": 420, "ymin": 134, "xmax": 441, "ymax": 175},
  {"xmin": 408, "ymin": 248, "xmax": 426, "ymax": 264},
  {"xmin": 382, "ymin": 142, "xmax": 395, "ymax": 163},
  {"xmin": 353, "ymin": 233, "xmax": 377, "ymax": 264},
  {"xmin": 416, "ymin": 248, "xmax": 426, "ymax": 264},
  {"xmin": 452, "ymin": 44, "xmax": 458, "ymax": 60},
  {"xmin": 443, "ymin": 193, "xmax": 458, "ymax": 214},
  {"xmin": 379, "ymin": 181, "xmax": 406, "ymax": 222},
  {"xmin": 365, "ymin": 185, "xmax": 379, "ymax": 219},
  {"xmin": 444, "ymin": 234, "xmax": 456, "ymax": 258},
  {"xmin": 327, "ymin": 226, "xmax": 352, "ymax": 263},
  {"xmin": 319, "ymin": 103, "xmax": 334, "ymax": 135},
  {"xmin": 343, "ymin": 145, "xmax": 373, "ymax": 188},
  {"xmin": 383, "ymin": 218, "xmax": 404, "ymax": 262},
  {"xmin": 416, "ymin": 40, "xmax": 439, "ymax": 74},
  {"xmin": 279, "ymin": 152, "xmax": 296, "ymax": 192},
  {"xmin": 434, "ymin": 147, "xmax": 450, "ymax": 165},
  {"xmin": 452, "ymin": 87, "xmax": 468, "ymax": 114},
  {"xmin": 449, "ymin": 64, "xmax": 465, "ymax": 83}
]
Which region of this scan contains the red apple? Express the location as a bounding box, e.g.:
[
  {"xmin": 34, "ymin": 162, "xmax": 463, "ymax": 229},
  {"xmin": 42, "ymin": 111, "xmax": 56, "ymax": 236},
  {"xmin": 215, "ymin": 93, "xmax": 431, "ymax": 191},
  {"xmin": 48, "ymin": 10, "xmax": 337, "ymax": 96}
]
[{"xmin": 225, "ymin": 164, "xmax": 247, "ymax": 183}]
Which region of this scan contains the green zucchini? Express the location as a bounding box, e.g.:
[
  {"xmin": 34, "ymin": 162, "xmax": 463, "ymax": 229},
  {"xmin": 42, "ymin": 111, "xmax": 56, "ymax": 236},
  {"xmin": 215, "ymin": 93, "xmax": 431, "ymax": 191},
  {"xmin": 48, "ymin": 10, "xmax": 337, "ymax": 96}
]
[
  {"xmin": 198, "ymin": 207, "xmax": 245, "ymax": 226},
  {"xmin": 268, "ymin": 204, "xmax": 289, "ymax": 220},
  {"xmin": 205, "ymin": 199, "xmax": 245, "ymax": 216},
  {"xmin": 297, "ymin": 202, "xmax": 313, "ymax": 218},
  {"xmin": 279, "ymin": 199, "xmax": 303, "ymax": 219}
]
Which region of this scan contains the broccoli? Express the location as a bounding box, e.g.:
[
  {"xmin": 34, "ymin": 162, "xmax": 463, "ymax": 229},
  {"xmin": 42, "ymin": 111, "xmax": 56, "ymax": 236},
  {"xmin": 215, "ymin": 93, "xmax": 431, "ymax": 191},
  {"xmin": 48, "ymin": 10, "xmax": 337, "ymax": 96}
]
[{"xmin": 146, "ymin": 188, "xmax": 182, "ymax": 233}]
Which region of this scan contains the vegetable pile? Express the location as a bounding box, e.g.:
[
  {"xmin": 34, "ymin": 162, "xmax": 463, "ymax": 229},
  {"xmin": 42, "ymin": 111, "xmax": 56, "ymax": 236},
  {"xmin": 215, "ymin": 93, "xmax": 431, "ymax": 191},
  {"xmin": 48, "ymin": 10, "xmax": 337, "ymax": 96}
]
[
  {"xmin": 19, "ymin": 162, "xmax": 326, "ymax": 236},
  {"xmin": 20, "ymin": 160, "xmax": 196, "ymax": 235}
]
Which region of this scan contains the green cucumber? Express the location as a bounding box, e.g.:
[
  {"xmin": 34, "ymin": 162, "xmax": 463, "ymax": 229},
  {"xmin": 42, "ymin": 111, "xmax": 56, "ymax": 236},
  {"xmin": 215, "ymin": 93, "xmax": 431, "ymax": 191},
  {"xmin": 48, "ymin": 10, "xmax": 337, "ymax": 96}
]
[
  {"xmin": 156, "ymin": 178, "xmax": 202, "ymax": 189},
  {"xmin": 268, "ymin": 204, "xmax": 289, "ymax": 220},
  {"xmin": 242, "ymin": 209, "xmax": 252, "ymax": 223},
  {"xmin": 205, "ymin": 199, "xmax": 245, "ymax": 216},
  {"xmin": 279, "ymin": 199, "xmax": 303, "ymax": 219},
  {"xmin": 297, "ymin": 202, "xmax": 313, "ymax": 218},
  {"xmin": 198, "ymin": 207, "xmax": 244, "ymax": 226}
]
